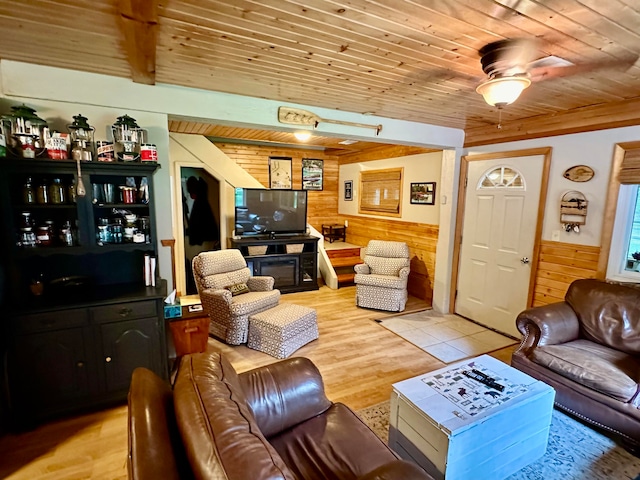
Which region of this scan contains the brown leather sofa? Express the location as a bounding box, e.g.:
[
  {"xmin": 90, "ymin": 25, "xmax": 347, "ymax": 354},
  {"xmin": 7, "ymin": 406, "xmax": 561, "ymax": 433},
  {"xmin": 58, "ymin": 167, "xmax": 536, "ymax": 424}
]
[
  {"xmin": 512, "ymin": 278, "xmax": 640, "ymax": 449},
  {"xmin": 128, "ymin": 351, "xmax": 432, "ymax": 480}
]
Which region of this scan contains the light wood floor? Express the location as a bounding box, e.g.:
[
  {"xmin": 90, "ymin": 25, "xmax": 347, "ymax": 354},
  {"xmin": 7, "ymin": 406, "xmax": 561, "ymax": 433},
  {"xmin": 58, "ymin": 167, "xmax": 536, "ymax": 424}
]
[{"xmin": 0, "ymin": 285, "xmax": 517, "ymax": 480}]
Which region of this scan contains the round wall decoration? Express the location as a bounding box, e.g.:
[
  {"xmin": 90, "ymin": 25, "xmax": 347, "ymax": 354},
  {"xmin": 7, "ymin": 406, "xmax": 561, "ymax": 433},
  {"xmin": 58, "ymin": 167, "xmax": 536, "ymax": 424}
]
[{"xmin": 563, "ymin": 165, "xmax": 594, "ymax": 182}]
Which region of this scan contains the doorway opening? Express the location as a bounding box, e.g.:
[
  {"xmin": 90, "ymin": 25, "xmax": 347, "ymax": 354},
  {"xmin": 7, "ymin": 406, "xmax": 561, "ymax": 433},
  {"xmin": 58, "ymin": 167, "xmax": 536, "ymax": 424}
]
[{"xmin": 181, "ymin": 167, "xmax": 221, "ymax": 294}]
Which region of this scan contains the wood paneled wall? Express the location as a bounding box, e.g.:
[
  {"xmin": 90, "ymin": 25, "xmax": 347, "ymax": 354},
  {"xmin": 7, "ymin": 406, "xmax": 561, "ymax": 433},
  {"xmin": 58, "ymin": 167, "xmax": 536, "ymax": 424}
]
[
  {"xmin": 214, "ymin": 143, "xmax": 339, "ymax": 229},
  {"xmin": 340, "ymin": 215, "xmax": 438, "ymax": 303},
  {"xmin": 216, "ymin": 142, "xmax": 438, "ymax": 302},
  {"xmin": 338, "ymin": 145, "xmax": 435, "ymax": 164},
  {"xmin": 532, "ymin": 240, "xmax": 600, "ymax": 307}
]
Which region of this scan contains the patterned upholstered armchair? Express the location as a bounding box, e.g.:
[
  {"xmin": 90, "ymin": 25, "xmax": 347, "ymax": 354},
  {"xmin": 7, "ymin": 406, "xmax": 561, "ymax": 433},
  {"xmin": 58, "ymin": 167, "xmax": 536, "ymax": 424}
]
[
  {"xmin": 192, "ymin": 249, "xmax": 280, "ymax": 345},
  {"xmin": 354, "ymin": 240, "xmax": 410, "ymax": 312}
]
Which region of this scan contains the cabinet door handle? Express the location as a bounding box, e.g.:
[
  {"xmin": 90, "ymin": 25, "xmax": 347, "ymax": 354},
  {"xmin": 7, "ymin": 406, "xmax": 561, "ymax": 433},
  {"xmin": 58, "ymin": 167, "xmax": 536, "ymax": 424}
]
[
  {"xmin": 76, "ymin": 361, "xmax": 85, "ymax": 368},
  {"xmin": 105, "ymin": 356, "xmax": 112, "ymax": 363},
  {"xmin": 118, "ymin": 308, "xmax": 133, "ymax": 317},
  {"xmin": 41, "ymin": 320, "xmax": 55, "ymax": 327}
]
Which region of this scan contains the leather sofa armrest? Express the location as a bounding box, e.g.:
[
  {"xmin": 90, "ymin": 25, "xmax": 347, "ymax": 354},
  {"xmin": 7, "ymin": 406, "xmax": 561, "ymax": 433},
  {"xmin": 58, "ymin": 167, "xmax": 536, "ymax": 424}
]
[
  {"xmin": 515, "ymin": 302, "xmax": 580, "ymax": 356},
  {"xmin": 128, "ymin": 368, "xmax": 192, "ymax": 480},
  {"xmin": 357, "ymin": 460, "xmax": 434, "ymax": 480},
  {"xmin": 355, "ymin": 263, "xmax": 370, "ymax": 274},
  {"xmin": 239, "ymin": 357, "xmax": 333, "ymax": 438},
  {"xmin": 247, "ymin": 276, "xmax": 275, "ymax": 291}
]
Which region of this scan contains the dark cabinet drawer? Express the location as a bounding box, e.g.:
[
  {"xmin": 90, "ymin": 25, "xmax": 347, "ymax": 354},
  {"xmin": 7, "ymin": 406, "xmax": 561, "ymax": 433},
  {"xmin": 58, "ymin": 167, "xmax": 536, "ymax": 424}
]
[
  {"xmin": 91, "ymin": 300, "xmax": 157, "ymax": 323},
  {"xmin": 13, "ymin": 309, "xmax": 88, "ymax": 334}
]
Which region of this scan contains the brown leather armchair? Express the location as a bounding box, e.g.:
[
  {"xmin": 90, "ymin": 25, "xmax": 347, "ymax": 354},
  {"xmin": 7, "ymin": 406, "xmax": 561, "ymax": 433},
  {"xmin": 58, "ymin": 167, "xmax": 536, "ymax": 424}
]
[
  {"xmin": 128, "ymin": 351, "xmax": 433, "ymax": 480},
  {"xmin": 512, "ymin": 279, "xmax": 640, "ymax": 449}
]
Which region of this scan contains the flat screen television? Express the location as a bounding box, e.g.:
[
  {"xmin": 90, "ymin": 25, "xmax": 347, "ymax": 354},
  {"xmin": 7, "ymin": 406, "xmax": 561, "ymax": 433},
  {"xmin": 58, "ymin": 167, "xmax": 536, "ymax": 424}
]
[{"xmin": 235, "ymin": 188, "xmax": 308, "ymax": 236}]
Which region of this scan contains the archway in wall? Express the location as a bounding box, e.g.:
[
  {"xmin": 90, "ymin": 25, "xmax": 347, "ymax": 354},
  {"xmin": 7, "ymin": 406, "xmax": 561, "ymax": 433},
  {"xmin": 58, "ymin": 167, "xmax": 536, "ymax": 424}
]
[
  {"xmin": 181, "ymin": 167, "xmax": 221, "ymax": 294},
  {"xmin": 168, "ymin": 122, "xmax": 454, "ymax": 304}
]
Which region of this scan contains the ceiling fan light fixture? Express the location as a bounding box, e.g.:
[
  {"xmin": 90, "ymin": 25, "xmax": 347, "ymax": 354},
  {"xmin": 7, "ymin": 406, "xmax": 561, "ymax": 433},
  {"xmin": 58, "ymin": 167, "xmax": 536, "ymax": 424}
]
[
  {"xmin": 293, "ymin": 131, "xmax": 312, "ymax": 141},
  {"xmin": 476, "ymin": 76, "xmax": 531, "ymax": 107}
]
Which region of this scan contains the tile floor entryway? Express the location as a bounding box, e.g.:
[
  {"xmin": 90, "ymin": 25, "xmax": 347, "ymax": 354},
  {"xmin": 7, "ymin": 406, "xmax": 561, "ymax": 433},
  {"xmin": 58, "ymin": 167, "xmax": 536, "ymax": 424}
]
[{"xmin": 377, "ymin": 309, "xmax": 518, "ymax": 363}]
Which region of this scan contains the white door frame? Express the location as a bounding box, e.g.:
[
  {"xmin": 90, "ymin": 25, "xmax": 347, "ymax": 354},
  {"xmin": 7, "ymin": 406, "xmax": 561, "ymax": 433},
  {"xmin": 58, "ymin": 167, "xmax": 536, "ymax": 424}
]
[{"xmin": 449, "ymin": 147, "xmax": 552, "ymax": 313}]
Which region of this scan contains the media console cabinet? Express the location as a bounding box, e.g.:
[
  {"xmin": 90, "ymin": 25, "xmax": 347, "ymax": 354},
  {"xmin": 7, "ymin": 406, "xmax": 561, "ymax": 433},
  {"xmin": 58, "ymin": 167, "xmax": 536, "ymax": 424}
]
[{"xmin": 230, "ymin": 235, "xmax": 319, "ymax": 293}]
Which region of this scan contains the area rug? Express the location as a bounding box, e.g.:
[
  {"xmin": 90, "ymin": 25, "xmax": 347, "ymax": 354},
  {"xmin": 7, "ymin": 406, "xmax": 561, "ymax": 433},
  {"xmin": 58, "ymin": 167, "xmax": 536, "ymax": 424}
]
[
  {"xmin": 356, "ymin": 401, "xmax": 640, "ymax": 480},
  {"xmin": 374, "ymin": 309, "xmax": 516, "ymax": 363}
]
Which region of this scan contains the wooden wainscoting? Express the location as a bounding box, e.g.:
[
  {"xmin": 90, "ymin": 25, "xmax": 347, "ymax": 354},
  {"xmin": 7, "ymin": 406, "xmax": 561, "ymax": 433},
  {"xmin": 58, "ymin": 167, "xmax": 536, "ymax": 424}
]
[
  {"xmin": 532, "ymin": 240, "xmax": 600, "ymax": 307},
  {"xmin": 214, "ymin": 143, "xmax": 340, "ymax": 228},
  {"xmin": 341, "ymin": 215, "xmax": 438, "ymax": 303}
]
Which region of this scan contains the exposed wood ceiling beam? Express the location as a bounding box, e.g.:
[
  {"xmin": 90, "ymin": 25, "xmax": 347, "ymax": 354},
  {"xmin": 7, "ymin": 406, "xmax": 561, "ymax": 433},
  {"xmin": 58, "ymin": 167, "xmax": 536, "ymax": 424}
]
[
  {"xmin": 119, "ymin": 0, "xmax": 158, "ymax": 85},
  {"xmin": 464, "ymin": 97, "xmax": 640, "ymax": 147}
]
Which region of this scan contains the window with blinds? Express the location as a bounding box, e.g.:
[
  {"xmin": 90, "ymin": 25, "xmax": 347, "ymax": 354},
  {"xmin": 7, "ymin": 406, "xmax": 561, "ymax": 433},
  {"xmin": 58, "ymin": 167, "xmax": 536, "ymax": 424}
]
[
  {"xmin": 619, "ymin": 148, "xmax": 640, "ymax": 184},
  {"xmin": 358, "ymin": 168, "xmax": 403, "ymax": 217}
]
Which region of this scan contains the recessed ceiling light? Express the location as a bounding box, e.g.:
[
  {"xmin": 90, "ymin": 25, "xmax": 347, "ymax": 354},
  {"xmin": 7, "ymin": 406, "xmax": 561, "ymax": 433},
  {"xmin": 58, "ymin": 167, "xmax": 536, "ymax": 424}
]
[
  {"xmin": 294, "ymin": 131, "xmax": 312, "ymax": 141},
  {"xmin": 339, "ymin": 139, "xmax": 358, "ymax": 145}
]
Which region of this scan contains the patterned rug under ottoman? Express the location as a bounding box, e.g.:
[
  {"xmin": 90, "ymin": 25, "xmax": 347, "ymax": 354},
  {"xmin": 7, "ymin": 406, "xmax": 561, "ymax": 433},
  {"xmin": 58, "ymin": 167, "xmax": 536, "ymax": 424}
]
[{"xmin": 356, "ymin": 401, "xmax": 640, "ymax": 480}]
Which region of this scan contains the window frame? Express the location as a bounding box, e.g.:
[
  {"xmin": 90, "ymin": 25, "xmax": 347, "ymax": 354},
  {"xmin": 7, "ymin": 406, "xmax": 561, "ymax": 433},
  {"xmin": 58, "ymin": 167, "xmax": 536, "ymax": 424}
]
[
  {"xmin": 358, "ymin": 167, "xmax": 403, "ymax": 217},
  {"xmin": 606, "ymin": 183, "xmax": 640, "ymax": 282}
]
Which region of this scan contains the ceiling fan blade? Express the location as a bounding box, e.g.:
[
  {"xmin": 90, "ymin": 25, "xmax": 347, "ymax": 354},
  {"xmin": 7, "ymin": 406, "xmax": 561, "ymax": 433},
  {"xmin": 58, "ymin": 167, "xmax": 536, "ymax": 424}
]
[{"xmin": 530, "ymin": 55, "xmax": 639, "ymax": 82}]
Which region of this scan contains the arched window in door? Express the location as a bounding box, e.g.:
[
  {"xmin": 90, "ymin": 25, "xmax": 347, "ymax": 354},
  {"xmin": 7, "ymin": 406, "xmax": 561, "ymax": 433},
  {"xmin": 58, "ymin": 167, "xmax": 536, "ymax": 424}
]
[{"xmin": 477, "ymin": 166, "xmax": 525, "ymax": 189}]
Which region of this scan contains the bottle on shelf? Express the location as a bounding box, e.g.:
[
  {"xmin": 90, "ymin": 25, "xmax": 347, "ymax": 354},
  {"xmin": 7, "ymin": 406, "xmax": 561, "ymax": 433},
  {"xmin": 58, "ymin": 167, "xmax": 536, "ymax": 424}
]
[
  {"xmin": 59, "ymin": 220, "xmax": 74, "ymax": 247},
  {"xmin": 49, "ymin": 178, "xmax": 66, "ymax": 204},
  {"xmin": 36, "ymin": 178, "xmax": 49, "ymax": 205},
  {"xmin": 23, "ymin": 177, "xmax": 36, "ymax": 205},
  {"xmin": 36, "ymin": 221, "xmax": 53, "ymax": 247},
  {"xmin": 67, "ymin": 178, "xmax": 77, "ymax": 203},
  {"xmin": 18, "ymin": 211, "xmax": 36, "ymax": 248}
]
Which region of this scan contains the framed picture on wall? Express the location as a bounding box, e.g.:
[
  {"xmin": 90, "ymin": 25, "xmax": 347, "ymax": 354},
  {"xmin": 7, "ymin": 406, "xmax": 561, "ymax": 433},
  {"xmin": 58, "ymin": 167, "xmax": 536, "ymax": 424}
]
[
  {"xmin": 410, "ymin": 182, "xmax": 436, "ymax": 205},
  {"xmin": 302, "ymin": 158, "xmax": 323, "ymax": 190},
  {"xmin": 344, "ymin": 180, "xmax": 353, "ymax": 200},
  {"xmin": 269, "ymin": 157, "xmax": 292, "ymax": 189}
]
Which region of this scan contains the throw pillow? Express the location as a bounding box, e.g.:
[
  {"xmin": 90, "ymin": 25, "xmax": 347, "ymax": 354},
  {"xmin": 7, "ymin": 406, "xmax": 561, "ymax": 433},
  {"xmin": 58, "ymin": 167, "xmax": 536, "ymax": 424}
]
[{"xmin": 225, "ymin": 282, "xmax": 250, "ymax": 296}]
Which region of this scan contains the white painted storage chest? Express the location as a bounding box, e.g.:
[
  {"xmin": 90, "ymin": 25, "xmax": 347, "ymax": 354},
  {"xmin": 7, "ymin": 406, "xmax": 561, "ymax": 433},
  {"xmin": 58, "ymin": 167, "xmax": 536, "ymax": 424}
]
[{"xmin": 389, "ymin": 355, "xmax": 555, "ymax": 480}]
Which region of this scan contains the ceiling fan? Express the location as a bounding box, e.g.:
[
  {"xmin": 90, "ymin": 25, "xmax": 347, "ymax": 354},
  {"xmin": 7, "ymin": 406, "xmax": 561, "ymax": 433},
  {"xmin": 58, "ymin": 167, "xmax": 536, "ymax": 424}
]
[{"xmin": 475, "ymin": 38, "xmax": 638, "ymax": 109}]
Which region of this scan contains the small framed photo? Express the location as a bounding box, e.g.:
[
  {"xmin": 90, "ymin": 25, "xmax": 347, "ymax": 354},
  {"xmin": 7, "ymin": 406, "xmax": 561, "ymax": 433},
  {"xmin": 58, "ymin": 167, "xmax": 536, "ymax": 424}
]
[
  {"xmin": 410, "ymin": 182, "xmax": 436, "ymax": 205},
  {"xmin": 302, "ymin": 158, "xmax": 323, "ymax": 190},
  {"xmin": 269, "ymin": 157, "xmax": 292, "ymax": 189},
  {"xmin": 344, "ymin": 180, "xmax": 353, "ymax": 201}
]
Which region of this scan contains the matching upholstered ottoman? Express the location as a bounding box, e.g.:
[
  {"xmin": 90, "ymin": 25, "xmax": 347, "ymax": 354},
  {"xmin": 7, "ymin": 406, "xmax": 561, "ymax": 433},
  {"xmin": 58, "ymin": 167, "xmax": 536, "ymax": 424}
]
[{"xmin": 248, "ymin": 303, "xmax": 318, "ymax": 359}]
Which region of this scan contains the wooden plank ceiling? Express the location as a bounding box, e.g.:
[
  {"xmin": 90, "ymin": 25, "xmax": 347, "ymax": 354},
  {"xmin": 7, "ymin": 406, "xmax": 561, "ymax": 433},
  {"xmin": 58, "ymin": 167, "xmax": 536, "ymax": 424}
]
[
  {"xmin": 2, "ymin": 1, "xmax": 640, "ymax": 146},
  {"xmin": 167, "ymin": 120, "xmax": 428, "ymax": 155}
]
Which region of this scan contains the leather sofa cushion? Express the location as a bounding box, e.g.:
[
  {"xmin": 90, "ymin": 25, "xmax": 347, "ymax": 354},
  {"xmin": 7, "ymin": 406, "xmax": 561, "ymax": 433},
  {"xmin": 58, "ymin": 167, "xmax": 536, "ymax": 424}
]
[
  {"xmin": 173, "ymin": 353, "xmax": 296, "ymax": 480},
  {"xmin": 531, "ymin": 339, "xmax": 640, "ymax": 402},
  {"xmin": 566, "ymin": 279, "xmax": 640, "ymax": 354},
  {"xmin": 269, "ymin": 402, "xmax": 400, "ymax": 480}
]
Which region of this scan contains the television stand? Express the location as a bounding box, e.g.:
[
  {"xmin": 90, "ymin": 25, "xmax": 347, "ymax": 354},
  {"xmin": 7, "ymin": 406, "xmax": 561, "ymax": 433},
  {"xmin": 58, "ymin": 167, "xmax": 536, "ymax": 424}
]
[{"xmin": 230, "ymin": 235, "xmax": 319, "ymax": 293}]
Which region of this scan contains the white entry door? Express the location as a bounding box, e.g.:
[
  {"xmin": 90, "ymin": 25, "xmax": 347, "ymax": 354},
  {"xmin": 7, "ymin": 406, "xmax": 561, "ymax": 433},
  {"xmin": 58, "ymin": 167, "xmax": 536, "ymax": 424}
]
[{"xmin": 455, "ymin": 156, "xmax": 544, "ymax": 337}]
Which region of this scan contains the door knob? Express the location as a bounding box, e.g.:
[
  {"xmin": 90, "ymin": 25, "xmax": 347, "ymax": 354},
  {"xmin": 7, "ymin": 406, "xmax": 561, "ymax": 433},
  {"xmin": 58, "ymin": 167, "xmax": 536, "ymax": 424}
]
[{"xmin": 521, "ymin": 257, "xmax": 530, "ymax": 264}]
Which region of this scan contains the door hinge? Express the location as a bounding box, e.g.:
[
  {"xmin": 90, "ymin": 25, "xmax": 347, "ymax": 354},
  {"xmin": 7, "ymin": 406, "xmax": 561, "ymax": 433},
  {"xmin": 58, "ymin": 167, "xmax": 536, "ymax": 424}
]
[{"xmin": 464, "ymin": 177, "xmax": 468, "ymax": 188}]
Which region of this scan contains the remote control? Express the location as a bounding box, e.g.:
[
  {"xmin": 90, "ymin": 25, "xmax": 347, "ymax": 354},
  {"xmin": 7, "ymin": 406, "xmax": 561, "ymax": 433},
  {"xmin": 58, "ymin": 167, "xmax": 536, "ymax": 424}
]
[{"xmin": 462, "ymin": 369, "xmax": 505, "ymax": 392}]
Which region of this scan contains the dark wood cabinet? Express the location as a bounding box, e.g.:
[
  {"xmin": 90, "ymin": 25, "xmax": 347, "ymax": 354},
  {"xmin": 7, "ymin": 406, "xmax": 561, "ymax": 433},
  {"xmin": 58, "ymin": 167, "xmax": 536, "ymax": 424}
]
[
  {"xmin": 11, "ymin": 324, "xmax": 93, "ymax": 413},
  {"xmin": 0, "ymin": 158, "xmax": 168, "ymax": 428},
  {"xmin": 98, "ymin": 310, "xmax": 162, "ymax": 393},
  {"xmin": 231, "ymin": 235, "xmax": 319, "ymax": 293}
]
